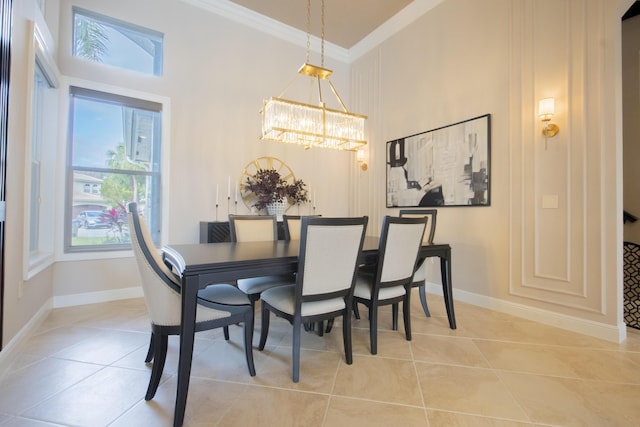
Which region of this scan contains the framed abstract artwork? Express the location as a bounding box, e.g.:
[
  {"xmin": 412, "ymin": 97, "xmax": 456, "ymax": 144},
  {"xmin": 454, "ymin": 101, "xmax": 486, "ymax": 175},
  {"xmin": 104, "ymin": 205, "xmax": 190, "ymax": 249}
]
[{"xmin": 386, "ymin": 114, "xmax": 491, "ymax": 208}]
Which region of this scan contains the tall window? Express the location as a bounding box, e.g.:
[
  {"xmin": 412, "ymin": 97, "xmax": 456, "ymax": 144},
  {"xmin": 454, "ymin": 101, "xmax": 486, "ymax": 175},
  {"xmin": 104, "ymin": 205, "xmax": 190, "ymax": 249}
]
[
  {"xmin": 25, "ymin": 18, "xmax": 59, "ymax": 279},
  {"xmin": 29, "ymin": 62, "xmax": 55, "ymax": 254},
  {"xmin": 72, "ymin": 7, "xmax": 163, "ymax": 76},
  {"xmin": 67, "ymin": 87, "xmax": 162, "ymax": 252}
]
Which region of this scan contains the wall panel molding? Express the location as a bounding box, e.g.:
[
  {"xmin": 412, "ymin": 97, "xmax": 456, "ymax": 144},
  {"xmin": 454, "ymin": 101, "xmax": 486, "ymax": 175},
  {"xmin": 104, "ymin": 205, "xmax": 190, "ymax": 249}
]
[{"xmin": 509, "ymin": 0, "xmax": 604, "ymax": 314}]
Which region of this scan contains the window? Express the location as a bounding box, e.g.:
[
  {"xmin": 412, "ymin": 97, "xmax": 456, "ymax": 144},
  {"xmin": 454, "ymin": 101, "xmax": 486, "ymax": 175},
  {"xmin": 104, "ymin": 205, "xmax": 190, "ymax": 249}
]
[
  {"xmin": 24, "ymin": 17, "xmax": 59, "ymax": 279},
  {"xmin": 72, "ymin": 7, "xmax": 163, "ymax": 76},
  {"xmin": 67, "ymin": 86, "xmax": 162, "ymax": 252}
]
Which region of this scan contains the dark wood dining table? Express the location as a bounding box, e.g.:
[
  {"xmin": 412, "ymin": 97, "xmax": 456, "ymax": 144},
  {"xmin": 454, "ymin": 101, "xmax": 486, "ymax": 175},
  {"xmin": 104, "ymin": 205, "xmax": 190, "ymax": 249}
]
[{"xmin": 163, "ymin": 236, "xmax": 455, "ymax": 427}]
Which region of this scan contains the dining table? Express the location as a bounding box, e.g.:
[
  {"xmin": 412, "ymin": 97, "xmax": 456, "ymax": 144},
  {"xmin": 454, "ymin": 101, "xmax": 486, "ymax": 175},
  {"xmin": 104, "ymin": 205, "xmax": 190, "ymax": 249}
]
[{"xmin": 163, "ymin": 236, "xmax": 455, "ymax": 427}]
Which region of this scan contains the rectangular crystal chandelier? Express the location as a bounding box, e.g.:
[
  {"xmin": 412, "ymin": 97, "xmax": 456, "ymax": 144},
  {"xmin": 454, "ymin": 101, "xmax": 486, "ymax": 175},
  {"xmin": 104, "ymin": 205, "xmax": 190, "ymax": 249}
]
[
  {"xmin": 261, "ymin": 95, "xmax": 367, "ymax": 151},
  {"xmin": 260, "ymin": 1, "xmax": 367, "ymax": 151}
]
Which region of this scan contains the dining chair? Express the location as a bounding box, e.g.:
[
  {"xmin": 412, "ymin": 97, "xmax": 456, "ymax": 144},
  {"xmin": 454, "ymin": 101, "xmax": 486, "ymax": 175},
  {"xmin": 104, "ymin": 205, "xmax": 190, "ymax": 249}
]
[
  {"xmin": 282, "ymin": 215, "xmax": 302, "ymax": 241},
  {"xmin": 229, "ymin": 214, "xmax": 293, "ymax": 309},
  {"xmin": 258, "ymin": 216, "xmax": 368, "ymax": 382},
  {"xmin": 399, "ymin": 209, "xmax": 437, "ymax": 318},
  {"xmin": 353, "ymin": 215, "xmax": 427, "ymax": 355},
  {"xmin": 283, "ymin": 214, "xmax": 321, "ymax": 241},
  {"xmin": 128, "ymin": 203, "xmax": 256, "ymax": 400}
]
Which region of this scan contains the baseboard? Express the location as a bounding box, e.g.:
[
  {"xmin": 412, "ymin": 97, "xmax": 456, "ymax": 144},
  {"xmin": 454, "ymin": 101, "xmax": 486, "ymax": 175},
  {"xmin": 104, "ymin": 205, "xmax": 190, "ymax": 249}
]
[
  {"xmin": 0, "ymin": 299, "xmax": 52, "ymax": 382},
  {"xmin": 52, "ymin": 286, "xmax": 143, "ymax": 308},
  {"xmin": 424, "ymin": 282, "xmax": 626, "ymax": 343}
]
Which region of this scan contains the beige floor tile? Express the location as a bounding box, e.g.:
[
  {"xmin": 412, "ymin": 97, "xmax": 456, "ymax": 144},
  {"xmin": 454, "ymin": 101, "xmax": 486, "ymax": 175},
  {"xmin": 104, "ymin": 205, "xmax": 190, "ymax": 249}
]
[
  {"xmin": 426, "ymin": 409, "xmax": 535, "ymax": 426},
  {"xmin": 4, "ymin": 296, "xmax": 640, "ymax": 427},
  {"xmin": 416, "ymin": 362, "xmax": 530, "ymax": 421},
  {"xmin": 20, "ymin": 326, "xmax": 100, "ymax": 357},
  {"xmin": 50, "ymin": 329, "xmax": 148, "ymax": 365},
  {"xmin": 110, "ymin": 376, "xmax": 249, "ymax": 427},
  {"xmin": 324, "ymin": 396, "xmax": 428, "ymax": 427},
  {"xmin": 216, "ymin": 385, "xmax": 328, "ymax": 427},
  {"xmin": 411, "ymin": 334, "xmax": 490, "ymax": 367},
  {"xmin": 0, "ymin": 358, "xmax": 103, "ymax": 415},
  {"xmin": 247, "ymin": 345, "xmax": 341, "ymax": 392},
  {"xmin": 332, "ymin": 355, "xmax": 424, "ymax": 406},
  {"xmin": 498, "ymin": 371, "xmax": 640, "ymax": 426},
  {"xmin": 22, "ymin": 366, "xmax": 149, "ymax": 426}
]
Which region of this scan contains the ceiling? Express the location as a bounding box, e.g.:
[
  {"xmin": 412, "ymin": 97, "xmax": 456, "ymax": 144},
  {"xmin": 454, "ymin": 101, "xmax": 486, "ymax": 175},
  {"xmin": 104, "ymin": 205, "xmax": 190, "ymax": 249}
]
[{"xmin": 229, "ymin": 0, "xmax": 414, "ymax": 49}]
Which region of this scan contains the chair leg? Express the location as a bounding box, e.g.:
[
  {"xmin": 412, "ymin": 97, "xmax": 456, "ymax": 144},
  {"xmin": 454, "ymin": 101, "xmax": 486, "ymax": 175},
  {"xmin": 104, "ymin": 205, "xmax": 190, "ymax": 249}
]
[
  {"xmin": 258, "ymin": 304, "xmax": 271, "ymax": 350},
  {"xmin": 403, "ymin": 292, "xmax": 412, "ymax": 341},
  {"xmin": 391, "ymin": 303, "xmax": 399, "ymax": 330},
  {"xmin": 353, "ymin": 302, "xmax": 361, "ymax": 319},
  {"xmin": 343, "ymin": 309, "xmax": 353, "ymax": 365},
  {"xmin": 144, "ymin": 333, "xmax": 154, "ymax": 363},
  {"xmin": 243, "ymin": 310, "xmax": 256, "ymax": 376},
  {"xmin": 292, "ymin": 317, "xmax": 302, "ymax": 383},
  {"xmin": 317, "ymin": 321, "xmax": 324, "ymax": 336},
  {"xmin": 146, "ymin": 333, "xmax": 168, "ymax": 400},
  {"xmin": 369, "ymin": 305, "xmax": 378, "ymax": 355},
  {"xmin": 223, "ymin": 326, "xmax": 230, "ymax": 340},
  {"xmin": 325, "ymin": 318, "xmax": 334, "ymax": 333},
  {"xmin": 418, "ymin": 284, "xmax": 431, "ymax": 317}
]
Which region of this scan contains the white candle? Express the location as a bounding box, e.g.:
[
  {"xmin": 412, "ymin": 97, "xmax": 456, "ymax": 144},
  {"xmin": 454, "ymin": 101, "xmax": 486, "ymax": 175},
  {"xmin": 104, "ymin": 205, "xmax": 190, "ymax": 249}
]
[
  {"xmin": 227, "ymin": 176, "xmax": 231, "ymax": 198},
  {"xmin": 216, "ymin": 184, "xmax": 219, "ymax": 205},
  {"xmin": 235, "ymin": 182, "xmax": 238, "ymax": 202}
]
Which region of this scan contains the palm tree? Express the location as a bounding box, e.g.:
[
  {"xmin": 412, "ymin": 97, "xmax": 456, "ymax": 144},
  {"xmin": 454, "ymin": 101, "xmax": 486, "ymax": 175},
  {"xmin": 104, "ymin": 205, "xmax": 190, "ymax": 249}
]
[{"xmin": 74, "ymin": 15, "xmax": 108, "ymax": 62}]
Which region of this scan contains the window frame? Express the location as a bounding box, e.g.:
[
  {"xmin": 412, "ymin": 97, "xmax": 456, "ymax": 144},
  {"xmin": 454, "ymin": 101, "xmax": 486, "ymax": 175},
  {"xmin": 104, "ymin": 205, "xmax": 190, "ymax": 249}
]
[
  {"xmin": 64, "ymin": 85, "xmax": 166, "ymax": 254},
  {"xmin": 71, "ymin": 6, "xmax": 164, "ymax": 76},
  {"xmin": 23, "ymin": 16, "xmax": 60, "ymax": 280}
]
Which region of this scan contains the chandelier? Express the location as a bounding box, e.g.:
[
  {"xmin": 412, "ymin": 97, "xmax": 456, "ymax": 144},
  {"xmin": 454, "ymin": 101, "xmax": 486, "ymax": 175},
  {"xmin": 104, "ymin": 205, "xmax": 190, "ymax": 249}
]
[{"xmin": 260, "ymin": 0, "xmax": 367, "ymax": 151}]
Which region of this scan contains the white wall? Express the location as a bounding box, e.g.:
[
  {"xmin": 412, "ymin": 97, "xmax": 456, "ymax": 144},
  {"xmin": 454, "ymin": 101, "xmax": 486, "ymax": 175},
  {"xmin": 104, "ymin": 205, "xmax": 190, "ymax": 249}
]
[{"xmin": 352, "ymin": 0, "xmax": 632, "ymax": 340}]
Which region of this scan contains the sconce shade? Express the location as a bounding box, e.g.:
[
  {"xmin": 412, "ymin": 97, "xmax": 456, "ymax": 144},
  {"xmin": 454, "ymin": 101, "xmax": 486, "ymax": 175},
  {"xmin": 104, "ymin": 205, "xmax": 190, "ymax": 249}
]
[{"xmin": 538, "ymin": 98, "xmax": 555, "ymax": 119}]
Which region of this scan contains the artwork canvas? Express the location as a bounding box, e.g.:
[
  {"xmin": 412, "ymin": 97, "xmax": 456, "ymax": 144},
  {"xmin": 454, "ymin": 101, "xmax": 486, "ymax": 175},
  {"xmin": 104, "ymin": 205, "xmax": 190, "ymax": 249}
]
[{"xmin": 386, "ymin": 114, "xmax": 491, "ymax": 207}]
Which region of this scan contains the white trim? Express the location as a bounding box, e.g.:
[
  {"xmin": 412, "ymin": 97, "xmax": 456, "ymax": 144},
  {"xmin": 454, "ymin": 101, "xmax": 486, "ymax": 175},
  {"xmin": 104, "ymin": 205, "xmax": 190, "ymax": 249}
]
[
  {"xmin": 56, "ymin": 76, "xmax": 172, "ymax": 262},
  {"xmin": 0, "ymin": 300, "xmax": 52, "ymax": 383},
  {"xmin": 178, "ymin": 0, "xmax": 349, "ymax": 63},
  {"xmin": 52, "ymin": 286, "xmax": 143, "ymax": 308},
  {"xmin": 424, "ymin": 281, "xmax": 627, "ymax": 343}
]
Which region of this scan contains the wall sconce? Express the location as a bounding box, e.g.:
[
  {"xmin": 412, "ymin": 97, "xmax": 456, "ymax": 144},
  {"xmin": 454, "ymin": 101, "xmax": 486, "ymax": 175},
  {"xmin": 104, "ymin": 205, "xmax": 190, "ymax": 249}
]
[
  {"xmin": 357, "ymin": 149, "xmax": 368, "ymax": 171},
  {"xmin": 538, "ymin": 98, "xmax": 559, "ymax": 138}
]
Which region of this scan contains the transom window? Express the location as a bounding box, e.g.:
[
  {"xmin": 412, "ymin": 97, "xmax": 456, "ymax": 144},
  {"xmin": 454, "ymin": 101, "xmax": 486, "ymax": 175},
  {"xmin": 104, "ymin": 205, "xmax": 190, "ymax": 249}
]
[{"xmin": 72, "ymin": 7, "xmax": 163, "ymax": 76}]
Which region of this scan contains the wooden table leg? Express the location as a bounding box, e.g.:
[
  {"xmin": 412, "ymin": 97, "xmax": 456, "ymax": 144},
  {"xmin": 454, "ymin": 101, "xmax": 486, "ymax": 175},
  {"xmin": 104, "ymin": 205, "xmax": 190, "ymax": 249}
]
[{"xmin": 440, "ymin": 252, "xmax": 456, "ymax": 329}]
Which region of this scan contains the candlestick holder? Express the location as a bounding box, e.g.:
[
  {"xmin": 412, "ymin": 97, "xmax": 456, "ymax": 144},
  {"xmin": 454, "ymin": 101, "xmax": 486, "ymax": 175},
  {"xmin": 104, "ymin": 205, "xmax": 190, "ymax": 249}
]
[
  {"xmin": 235, "ymin": 200, "xmax": 238, "ymax": 214},
  {"xmin": 227, "ymin": 197, "xmax": 231, "ymax": 218},
  {"xmin": 215, "ymin": 204, "xmax": 219, "ymax": 221}
]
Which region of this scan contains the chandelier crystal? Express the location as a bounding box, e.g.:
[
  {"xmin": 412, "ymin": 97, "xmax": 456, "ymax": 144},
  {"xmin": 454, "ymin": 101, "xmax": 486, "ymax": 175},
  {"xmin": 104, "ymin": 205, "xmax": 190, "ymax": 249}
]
[{"xmin": 260, "ymin": 0, "xmax": 367, "ymax": 151}]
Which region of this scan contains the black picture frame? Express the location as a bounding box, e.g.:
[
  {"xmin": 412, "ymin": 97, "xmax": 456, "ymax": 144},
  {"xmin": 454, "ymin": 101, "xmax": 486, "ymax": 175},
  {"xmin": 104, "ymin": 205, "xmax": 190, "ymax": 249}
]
[{"xmin": 386, "ymin": 114, "xmax": 491, "ymax": 208}]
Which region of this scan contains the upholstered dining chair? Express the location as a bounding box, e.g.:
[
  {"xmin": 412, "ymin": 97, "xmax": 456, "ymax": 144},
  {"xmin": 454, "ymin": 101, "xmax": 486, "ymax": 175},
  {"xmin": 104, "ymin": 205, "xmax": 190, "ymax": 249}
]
[
  {"xmin": 283, "ymin": 214, "xmax": 321, "ymax": 241},
  {"xmin": 282, "ymin": 215, "xmax": 302, "ymax": 241},
  {"xmin": 399, "ymin": 209, "xmax": 437, "ymax": 318},
  {"xmin": 353, "ymin": 216, "xmax": 427, "ymax": 355},
  {"xmin": 128, "ymin": 203, "xmax": 255, "ymax": 401},
  {"xmin": 229, "ymin": 214, "xmax": 293, "ymax": 309},
  {"xmin": 258, "ymin": 216, "xmax": 368, "ymax": 382}
]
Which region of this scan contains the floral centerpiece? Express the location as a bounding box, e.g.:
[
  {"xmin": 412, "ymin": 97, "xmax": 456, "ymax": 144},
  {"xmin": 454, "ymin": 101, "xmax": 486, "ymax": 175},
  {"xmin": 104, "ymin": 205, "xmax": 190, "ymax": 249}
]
[{"xmin": 244, "ymin": 168, "xmax": 309, "ymax": 213}]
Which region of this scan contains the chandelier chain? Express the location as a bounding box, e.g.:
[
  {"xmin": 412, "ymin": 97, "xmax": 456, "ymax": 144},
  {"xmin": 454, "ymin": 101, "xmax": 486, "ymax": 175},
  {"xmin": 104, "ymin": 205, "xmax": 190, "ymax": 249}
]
[
  {"xmin": 306, "ymin": 0, "xmax": 311, "ymax": 64},
  {"xmin": 321, "ymin": 0, "xmax": 325, "ymax": 67}
]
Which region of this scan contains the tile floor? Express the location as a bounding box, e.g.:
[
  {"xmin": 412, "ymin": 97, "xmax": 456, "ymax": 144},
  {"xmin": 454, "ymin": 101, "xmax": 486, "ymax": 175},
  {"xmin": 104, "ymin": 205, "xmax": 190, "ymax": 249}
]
[{"xmin": 1, "ymin": 292, "xmax": 640, "ymax": 426}]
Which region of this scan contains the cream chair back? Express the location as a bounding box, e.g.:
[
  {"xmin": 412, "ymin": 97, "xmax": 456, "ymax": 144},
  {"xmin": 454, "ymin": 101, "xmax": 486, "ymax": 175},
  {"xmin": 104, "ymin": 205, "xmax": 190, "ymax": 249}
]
[
  {"xmin": 298, "ymin": 217, "xmax": 368, "ymax": 297},
  {"xmin": 398, "ymin": 209, "xmax": 437, "ymax": 244},
  {"xmin": 229, "ymin": 215, "xmax": 277, "ymax": 242}
]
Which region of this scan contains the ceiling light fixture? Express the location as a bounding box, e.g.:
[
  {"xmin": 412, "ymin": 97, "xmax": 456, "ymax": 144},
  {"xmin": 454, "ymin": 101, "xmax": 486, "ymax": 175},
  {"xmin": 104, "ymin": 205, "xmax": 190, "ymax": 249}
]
[{"xmin": 260, "ymin": 0, "xmax": 367, "ymax": 151}]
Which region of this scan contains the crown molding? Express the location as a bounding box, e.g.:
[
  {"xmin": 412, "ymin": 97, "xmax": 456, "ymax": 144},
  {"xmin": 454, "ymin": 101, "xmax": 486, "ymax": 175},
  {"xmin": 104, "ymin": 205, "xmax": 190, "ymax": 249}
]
[
  {"xmin": 178, "ymin": 0, "xmax": 350, "ymax": 63},
  {"xmin": 179, "ymin": 0, "xmax": 443, "ymax": 64}
]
